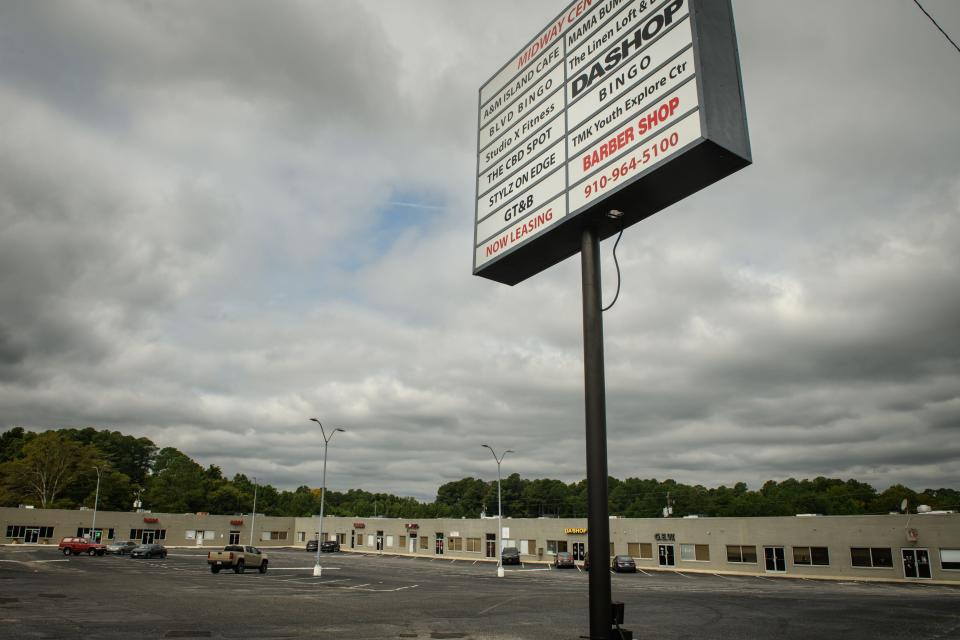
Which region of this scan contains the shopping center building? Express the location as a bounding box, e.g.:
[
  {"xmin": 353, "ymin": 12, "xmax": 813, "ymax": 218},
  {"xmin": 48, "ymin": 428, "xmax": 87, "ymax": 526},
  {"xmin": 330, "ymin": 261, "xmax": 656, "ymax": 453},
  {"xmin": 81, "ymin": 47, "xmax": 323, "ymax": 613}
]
[{"xmin": 3, "ymin": 506, "xmax": 958, "ymax": 583}]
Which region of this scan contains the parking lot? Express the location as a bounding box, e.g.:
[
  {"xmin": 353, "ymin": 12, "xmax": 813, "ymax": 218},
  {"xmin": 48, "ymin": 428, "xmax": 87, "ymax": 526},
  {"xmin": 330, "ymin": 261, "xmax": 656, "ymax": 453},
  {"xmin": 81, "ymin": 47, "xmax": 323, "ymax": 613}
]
[{"xmin": 1, "ymin": 546, "xmax": 958, "ymax": 639}]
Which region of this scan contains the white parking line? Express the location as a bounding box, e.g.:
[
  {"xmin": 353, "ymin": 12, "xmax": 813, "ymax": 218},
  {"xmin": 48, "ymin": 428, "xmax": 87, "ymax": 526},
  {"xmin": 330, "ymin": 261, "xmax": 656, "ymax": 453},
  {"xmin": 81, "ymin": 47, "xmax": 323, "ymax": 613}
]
[
  {"xmin": 637, "ymin": 568, "xmax": 652, "ymax": 576},
  {"xmin": 755, "ymin": 575, "xmax": 774, "ymax": 581},
  {"xmin": 676, "ymin": 571, "xmax": 693, "ymax": 579},
  {"xmin": 478, "ymin": 598, "xmax": 513, "ymax": 616},
  {"xmin": 267, "ymin": 577, "xmax": 350, "ymax": 585},
  {"xmin": 712, "ymin": 573, "xmax": 734, "ymax": 580}
]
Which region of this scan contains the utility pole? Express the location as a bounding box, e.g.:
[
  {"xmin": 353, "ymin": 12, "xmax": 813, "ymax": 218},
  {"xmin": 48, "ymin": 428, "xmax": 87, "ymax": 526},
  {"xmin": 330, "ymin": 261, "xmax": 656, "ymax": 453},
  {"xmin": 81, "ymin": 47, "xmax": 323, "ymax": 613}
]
[
  {"xmin": 581, "ymin": 226, "xmax": 615, "ymax": 639},
  {"xmin": 90, "ymin": 466, "xmax": 102, "ymax": 542},
  {"xmin": 482, "ymin": 444, "xmax": 513, "ymax": 578},
  {"xmin": 249, "ymin": 477, "xmax": 258, "ymax": 546},
  {"xmin": 310, "ymin": 417, "xmax": 345, "ymax": 577}
]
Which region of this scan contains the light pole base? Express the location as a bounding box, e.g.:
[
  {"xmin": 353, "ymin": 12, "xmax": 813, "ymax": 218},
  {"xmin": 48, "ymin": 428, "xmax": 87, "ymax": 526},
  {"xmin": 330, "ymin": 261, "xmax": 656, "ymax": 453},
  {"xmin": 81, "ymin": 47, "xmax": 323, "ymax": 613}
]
[
  {"xmin": 497, "ymin": 565, "xmax": 505, "ymax": 578},
  {"xmin": 313, "ymin": 564, "xmax": 322, "ymax": 577}
]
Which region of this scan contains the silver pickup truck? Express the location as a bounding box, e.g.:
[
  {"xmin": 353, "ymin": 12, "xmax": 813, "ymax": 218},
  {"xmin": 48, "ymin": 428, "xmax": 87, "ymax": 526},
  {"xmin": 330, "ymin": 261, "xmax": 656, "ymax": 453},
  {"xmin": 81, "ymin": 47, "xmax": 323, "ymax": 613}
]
[{"xmin": 207, "ymin": 545, "xmax": 268, "ymax": 574}]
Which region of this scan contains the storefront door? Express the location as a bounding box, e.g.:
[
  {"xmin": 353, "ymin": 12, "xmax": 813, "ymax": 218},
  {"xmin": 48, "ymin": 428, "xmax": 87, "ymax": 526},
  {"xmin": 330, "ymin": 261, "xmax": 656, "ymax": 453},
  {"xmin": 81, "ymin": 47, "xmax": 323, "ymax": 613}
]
[
  {"xmin": 195, "ymin": 530, "xmax": 206, "ymax": 546},
  {"xmin": 350, "ymin": 530, "xmax": 355, "ymax": 548},
  {"xmin": 902, "ymin": 549, "xmax": 932, "ymax": 579},
  {"xmin": 142, "ymin": 531, "xmax": 155, "ymax": 544},
  {"xmin": 573, "ymin": 542, "xmax": 586, "ymax": 561},
  {"xmin": 376, "ymin": 531, "xmax": 384, "ymax": 551},
  {"xmin": 658, "ymin": 544, "xmax": 675, "ymax": 567},
  {"xmin": 24, "ymin": 528, "xmax": 39, "ymax": 543},
  {"xmin": 485, "ymin": 534, "xmax": 496, "ymax": 558},
  {"xmin": 435, "ymin": 533, "xmax": 444, "ymax": 555},
  {"xmin": 229, "ymin": 531, "xmax": 240, "ymax": 545},
  {"xmin": 764, "ymin": 546, "xmax": 786, "ymax": 572}
]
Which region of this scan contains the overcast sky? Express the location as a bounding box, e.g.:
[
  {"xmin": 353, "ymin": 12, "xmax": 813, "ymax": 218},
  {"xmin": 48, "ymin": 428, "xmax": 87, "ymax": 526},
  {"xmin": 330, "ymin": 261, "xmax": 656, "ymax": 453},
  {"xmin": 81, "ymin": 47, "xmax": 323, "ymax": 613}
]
[{"xmin": 1, "ymin": 0, "xmax": 958, "ymax": 501}]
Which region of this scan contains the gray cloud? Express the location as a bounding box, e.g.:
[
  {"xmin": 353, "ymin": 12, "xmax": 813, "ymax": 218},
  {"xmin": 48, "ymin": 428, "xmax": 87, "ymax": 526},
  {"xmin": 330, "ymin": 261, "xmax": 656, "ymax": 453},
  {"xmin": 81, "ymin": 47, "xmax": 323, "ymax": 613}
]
[{"xmin": 0, "ymin": 0, "xmax": 958, "ymax": 500}]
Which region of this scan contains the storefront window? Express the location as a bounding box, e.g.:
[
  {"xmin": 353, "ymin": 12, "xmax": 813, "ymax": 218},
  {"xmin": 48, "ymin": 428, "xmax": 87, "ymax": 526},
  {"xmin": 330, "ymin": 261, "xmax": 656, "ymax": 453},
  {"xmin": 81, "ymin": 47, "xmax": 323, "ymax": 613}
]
[
  {"xmin": 680, "ymin": 544, "xmax": 710, "ymax": 561},
  {"xmin": 727, "ymin": 545, "xmax": 757, "ymax": 563},
  {"xmin": 851, "ymin": 547, "xmax": 893, "ymax": 568},
  {"xmin": 793, "ymin": 546, "xmax": 830, "ymax": 566},
  {"xmin": 940, "ymin": 549, "xmax": 960, "ymax": 570}
]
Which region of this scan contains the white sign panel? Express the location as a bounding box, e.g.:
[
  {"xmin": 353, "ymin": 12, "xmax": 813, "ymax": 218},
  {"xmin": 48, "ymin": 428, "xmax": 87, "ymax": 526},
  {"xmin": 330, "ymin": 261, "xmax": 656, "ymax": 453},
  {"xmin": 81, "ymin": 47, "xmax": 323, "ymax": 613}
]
[
  {"xmin": 475, "ymin": 0, "xmax": 698, "ymax": 272},
  {"xmin": 473, "ymin": 0, "xmax": 751, "ymax": 284}
]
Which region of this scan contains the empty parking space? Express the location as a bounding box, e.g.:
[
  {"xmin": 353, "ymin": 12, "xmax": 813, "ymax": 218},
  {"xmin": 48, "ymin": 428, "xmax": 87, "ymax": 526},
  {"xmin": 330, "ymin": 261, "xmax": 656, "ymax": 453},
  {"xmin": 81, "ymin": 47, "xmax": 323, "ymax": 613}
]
[{"xmin": 1, "ymin": 546, "xmax": 958, "ymax": 639}]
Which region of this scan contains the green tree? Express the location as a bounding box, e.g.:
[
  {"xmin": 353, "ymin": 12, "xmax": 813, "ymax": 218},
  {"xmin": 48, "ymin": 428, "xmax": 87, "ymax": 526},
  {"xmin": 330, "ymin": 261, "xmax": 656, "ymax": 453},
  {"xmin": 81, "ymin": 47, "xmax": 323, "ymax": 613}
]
[
  {"xmin": 870, "ymin": 484, "xmax": 919, "ymax": 514},
  {"xmin": 207, "ymin": 482, "xmax": 246, "ymax": 515},
  {"xmin": 0, "ymin": 427, "xmax": 31, "ymax": 462},
  {"xmin": 91, "ymin": 431, "xmax": 156, "ymax": 486},
  {"xmin": 143, "ymin": 448, "xmax": 210, "ymax": 513},
  {"xmin": 0, "ymin": 431, "xmax": 100, "ymax": 507},
  {"xmin": 436, "ymin": 477, "xmax": 488, "ymax": 517}
]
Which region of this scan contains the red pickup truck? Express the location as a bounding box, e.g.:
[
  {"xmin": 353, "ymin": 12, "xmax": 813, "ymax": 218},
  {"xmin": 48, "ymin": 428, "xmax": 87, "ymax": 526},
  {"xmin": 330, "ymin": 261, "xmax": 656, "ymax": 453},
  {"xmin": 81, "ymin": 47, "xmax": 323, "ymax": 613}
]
[{"xmin": 58, "ymin": 537, "xmax": 107, "ymax": 556}]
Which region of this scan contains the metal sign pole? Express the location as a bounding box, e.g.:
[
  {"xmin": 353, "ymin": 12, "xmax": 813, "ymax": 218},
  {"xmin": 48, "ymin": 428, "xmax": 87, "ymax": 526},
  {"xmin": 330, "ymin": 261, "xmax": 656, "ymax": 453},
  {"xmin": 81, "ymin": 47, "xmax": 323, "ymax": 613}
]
[{"xmin": 581, "ymin": 225, "xmax": 613, "ymax": 639}]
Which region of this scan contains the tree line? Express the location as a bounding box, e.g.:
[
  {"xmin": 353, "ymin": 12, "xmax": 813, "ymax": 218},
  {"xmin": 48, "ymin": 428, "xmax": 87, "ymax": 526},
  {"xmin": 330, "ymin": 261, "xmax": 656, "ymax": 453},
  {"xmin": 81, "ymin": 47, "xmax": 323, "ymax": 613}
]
[{"xmin": 1, "ymin": 427, "xmax": 957, "ymax": 518}]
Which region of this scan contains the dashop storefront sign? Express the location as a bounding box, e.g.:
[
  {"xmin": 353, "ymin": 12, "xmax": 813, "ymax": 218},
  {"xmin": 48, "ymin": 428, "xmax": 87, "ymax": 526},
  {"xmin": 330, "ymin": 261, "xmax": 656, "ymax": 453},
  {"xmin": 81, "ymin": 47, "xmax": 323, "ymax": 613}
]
[{"xmin": 474, "ymin": 0, "xmax": 750, "ymax": 285}]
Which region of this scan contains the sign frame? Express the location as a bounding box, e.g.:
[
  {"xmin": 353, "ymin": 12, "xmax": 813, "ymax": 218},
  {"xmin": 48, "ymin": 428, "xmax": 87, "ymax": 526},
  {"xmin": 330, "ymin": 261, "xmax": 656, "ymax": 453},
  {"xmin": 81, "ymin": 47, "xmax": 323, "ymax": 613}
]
[{"xmin": 473, "ymin": 0, "xmax": 751, "ymax": 286}]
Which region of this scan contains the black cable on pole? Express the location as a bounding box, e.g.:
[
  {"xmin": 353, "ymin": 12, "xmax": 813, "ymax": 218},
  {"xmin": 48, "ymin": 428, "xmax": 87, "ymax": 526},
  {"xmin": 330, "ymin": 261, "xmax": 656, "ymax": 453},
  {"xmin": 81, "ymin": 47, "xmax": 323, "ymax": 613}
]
[
  {"xmin": 912, "ymin": 0, "xmax": 960, "ymax": 55},
  {"xmin": 602, "ymin": 213, "xmax": 625, "ymax": 313}
]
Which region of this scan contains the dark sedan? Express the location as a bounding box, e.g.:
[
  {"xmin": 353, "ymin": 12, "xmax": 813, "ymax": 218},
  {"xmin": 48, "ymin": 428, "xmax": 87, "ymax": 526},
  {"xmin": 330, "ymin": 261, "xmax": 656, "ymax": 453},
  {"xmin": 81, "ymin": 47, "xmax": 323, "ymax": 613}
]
[
  {"xmin": 130, "ymin": 543, "xmax": 167, "ymax": 559},
  {"xmin": 611, "ymin": 554, "xmax": 636, "ymax": 573},
  {"xmin": 320, "ymin": 540, "xmax": 340, "ymax": 552},
  {"xmin": 305, "ymin": 540, "xmax": 318, "ymax": 552},
  {"xmin": 554, "ymin": 551, "xmax": 575, "ymax": 568},
  {"xmin": 501, "ymin": 546, "xmax": 521, "ymax": 565}
]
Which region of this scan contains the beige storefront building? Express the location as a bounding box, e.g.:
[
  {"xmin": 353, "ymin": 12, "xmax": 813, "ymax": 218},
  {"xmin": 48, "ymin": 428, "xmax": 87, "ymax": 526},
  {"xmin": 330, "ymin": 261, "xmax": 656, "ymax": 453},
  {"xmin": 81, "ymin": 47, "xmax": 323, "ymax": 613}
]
[{"xmin": 3, "ymin": 506, "xmax": 958, "ymax": 583}]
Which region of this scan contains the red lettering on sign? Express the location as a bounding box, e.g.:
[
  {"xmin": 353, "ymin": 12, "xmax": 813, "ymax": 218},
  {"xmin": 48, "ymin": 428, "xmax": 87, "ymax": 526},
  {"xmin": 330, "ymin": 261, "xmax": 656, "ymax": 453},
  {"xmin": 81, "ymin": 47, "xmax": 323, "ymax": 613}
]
[
  {"xmin": 583, "ymin": 128, "xmax": 635, "ymax": 172},
  {"xmin": 484, "ymin": 208, "xmax": 555, "ymax": 259},
  {"xmin": 637, "ymin": 96, "xmax": 681, "ymax": 135}
]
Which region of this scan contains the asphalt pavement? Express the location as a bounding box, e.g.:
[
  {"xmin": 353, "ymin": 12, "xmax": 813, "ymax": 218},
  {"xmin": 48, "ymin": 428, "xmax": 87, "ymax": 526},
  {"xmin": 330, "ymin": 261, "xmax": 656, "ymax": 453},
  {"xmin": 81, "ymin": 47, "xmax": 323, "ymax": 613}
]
[{"xmin": 1, "ymin": 546, "xmax": 958, "ymax": 639}]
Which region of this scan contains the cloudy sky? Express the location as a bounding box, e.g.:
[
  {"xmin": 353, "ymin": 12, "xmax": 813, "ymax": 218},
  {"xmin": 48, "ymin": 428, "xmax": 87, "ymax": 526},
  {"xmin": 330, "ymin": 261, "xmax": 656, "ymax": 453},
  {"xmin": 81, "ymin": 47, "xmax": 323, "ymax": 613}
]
[{"xmin": 1, "ymin": 0, "xmax": 958, "ymax": 500}]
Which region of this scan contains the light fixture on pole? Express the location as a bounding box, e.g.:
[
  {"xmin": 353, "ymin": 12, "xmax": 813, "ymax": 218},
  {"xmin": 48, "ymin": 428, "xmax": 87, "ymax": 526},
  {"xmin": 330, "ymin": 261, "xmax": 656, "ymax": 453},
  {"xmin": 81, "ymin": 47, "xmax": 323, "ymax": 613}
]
[
  {"xmin": 90, "ymin": 466, "xmax": 102, "ymax": 542},
  {"xmin": 249, "ymin": 477, "xmax": 258, "ymax": 545},
  {"xmin": 482, "ymin": 444, "xmax": 513, "ymax": 578},
  {"xmin": 310, "ymin": 417, "xmax": 345, "ymax": 577}
]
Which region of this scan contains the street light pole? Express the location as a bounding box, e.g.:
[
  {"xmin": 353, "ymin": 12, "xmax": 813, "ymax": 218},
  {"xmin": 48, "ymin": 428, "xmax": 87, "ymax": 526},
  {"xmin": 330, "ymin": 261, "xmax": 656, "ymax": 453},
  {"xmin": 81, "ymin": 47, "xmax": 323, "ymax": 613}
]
[
  {"xmin": 249, "ymin": 477, "xmax": 258, "ymax": 546},
  {"xmin": 90, "ymin": 466, "xmax": 101, "ymax": 542},
  {"xmin": 310, "ymin": 417, "xmax": 345, "ymax": 577},
  {"xmin": 482, "ymin": 444, "xmax": 513, "ymax": 578}
]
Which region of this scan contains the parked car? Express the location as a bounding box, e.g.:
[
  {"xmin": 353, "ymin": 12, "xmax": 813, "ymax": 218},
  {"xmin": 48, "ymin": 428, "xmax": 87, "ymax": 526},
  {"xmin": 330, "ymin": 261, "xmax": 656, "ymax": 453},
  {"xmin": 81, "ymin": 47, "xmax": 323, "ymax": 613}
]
[
  {"xmin": 501, "ymin": 546, "xmax": 521, "ymax": 565},
  {"xmin": 305, "ymin": 539, "xmax": 318, "ymax": 552},
  {"xmin": 611, "ymin": 554, "xmax": 636, "ymax": 573},
  {"xmin": 320, "ymin": 540, "xmax": 340, "ymax": 552},
  {"xmin": 208, "ymin": 545, "xmax": 268, "ymax": 574},
  {"xmin": 58, "ymin": 537, "xmax": 106, "ymax": 556},
  {"xmin": 105, "ymin": 540, "xmax": 138, "ymax": 555},
  {"xmin": 130, "ymin": 543, "xmax": 167, "ymax": 559},
  {"xmin": 554, "ymin": 551, "xmax": 575, "ymax": 568}
]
